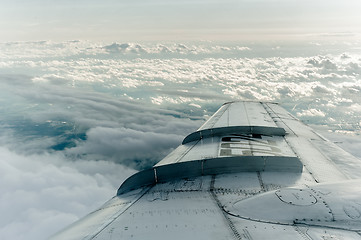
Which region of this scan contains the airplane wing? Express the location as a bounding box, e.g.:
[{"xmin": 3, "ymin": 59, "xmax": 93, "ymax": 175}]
[{"xmin": 50, "ymin": 101, "xmax": 361, "ymax": 240}]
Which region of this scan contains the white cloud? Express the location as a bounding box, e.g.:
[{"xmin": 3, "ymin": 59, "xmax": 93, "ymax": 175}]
[
  {"xmin": 348, "ymin": 103, "xmax": 361, "ymax": 112},
  {"xmin": 189, "ymin": 103, "xmax": 201, "ymax": 108},
  {"xmin": 297, "ymin": 108, "xmax": 326, "ymax": 117},
  {"xmin": 66, "ymin": 127, "xmax": 183, "ymax": 169},
  {"xmin": 0, "ymin": 41, "xmax": 255, "ymax": 61},
  {"xmin": 0, "ymin": 146, "xmax": 135, "ymax": 240}
]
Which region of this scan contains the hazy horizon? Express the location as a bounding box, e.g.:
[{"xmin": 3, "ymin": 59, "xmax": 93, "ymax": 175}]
[{"xmin": 1, "ymin": 0, "xmax": 361, "ymax": 42}]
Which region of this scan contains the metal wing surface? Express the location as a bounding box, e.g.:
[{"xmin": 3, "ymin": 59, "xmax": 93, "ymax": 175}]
[{"xmin": 50, "ymin": 101, "xmax": 361, "ymax": 240}]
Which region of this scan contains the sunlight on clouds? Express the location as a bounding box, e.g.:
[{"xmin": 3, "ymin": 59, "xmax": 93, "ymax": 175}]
[
  {"xmin": 151, "ymin": 95, "xmax": 200, "ymax": 105},
  {"xmin": 348, "ymin": 103, "xmax": 361, "ymax": 112},
  {"xmin": 151, "ymin": 96, "xmax": 164, "ymax": 105},
  {"xmin": 189, "ymin": 103, "xmax": 201, "ymax": 109},
  {"xmin": 297, "ymin": 108, "xmax": 326, "ymax": 118}
]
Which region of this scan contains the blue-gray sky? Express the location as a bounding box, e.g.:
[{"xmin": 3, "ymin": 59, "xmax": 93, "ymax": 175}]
[{"xmin": 1, "ymin": 0, "xmax": 361, "ymax": 42}]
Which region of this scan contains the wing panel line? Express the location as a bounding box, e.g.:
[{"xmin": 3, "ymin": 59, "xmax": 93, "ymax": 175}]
[
  {"xmin": 210, "ymin": 175, "xmax": 244, "ymax": 240},
  {"xmin": 87, "ymin": 187, "xmax": 151, "ymax": 240}
]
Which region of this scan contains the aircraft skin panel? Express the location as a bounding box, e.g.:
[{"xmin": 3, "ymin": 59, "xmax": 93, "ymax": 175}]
[
  {"xmin": 264, "ymin": 102, "xmax": 324, "ymax": 139},
  {"xmin": 263, "ymin": 102, "xmax": 360, "ymax": 181},
  {"xmin": 285, "ymin": 136, "xmax": 348, "ymax": 182},
  {"xmin": 198, "ymin": 103, "xmax": 229, "ymax": 130},
  {"xmin": 93, "ymin": 178, "xmax": 236, "ymax": 240},
  {"xmin": 50, "ymin": 188, "xmax": 150, "ymax": 240},
  {"xmin": 311, "ymin": 138, "xmax": 361, "ymax": 179},
  {"xmin": 153, "ymin": 143, "xmax": 196, "ymax": 167},
  {"xmin": 50, "ymin": 101, "xmax": 361, "ymax": 240},
  {"xmin": 205, "ymin": 101, "xmax": 279, "ymax": 129},
  {"xmin": 260, "ymin": 170, "xmax": 315, "ymax": 190}
]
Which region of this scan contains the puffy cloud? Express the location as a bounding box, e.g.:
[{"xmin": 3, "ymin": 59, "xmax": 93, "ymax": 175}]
[
  {"xmin": 0, "ymin": 41, "xmax": 253, "ymax": 60},
  {"xmin": 1, "ymin": 41, "xmax": 361, "ymax": 133},
  {"xmin": 2, "ymin": 42, "xmax": 361, "ymax": 134},
  {"xmin": 103, "ymin": 43, "xmax": 147, "ymax": 55},
  {"xmin": 104, "ymin": 43, "xmax": 131, "ymax": 53},
  {"xmin": 348, "ymin": 103, "xmax": 361, "ymax": 112},
  {"xmin": 312, "ymin": 85, "xmax": 334, "ymax": 94},
  {"xmin": 297, "ymin": 108, "xmax": 326, "ymax": 117},
  {"xmin": 307, "ymin": 57, "xmax": 337, "ymax": 71}
]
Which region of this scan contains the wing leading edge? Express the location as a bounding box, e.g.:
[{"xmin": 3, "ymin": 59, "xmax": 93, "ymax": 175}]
[{"xmin": 51, "ymin": 101, "xmax": 361, "ymax": 240}]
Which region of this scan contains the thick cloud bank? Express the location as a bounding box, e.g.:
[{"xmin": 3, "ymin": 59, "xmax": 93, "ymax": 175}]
[
  {"xmin": 0, "ymin": 40, "xmax": 361, "ymax": 239},
  {"xmin": 0, "ymin": 147, "xmax": 135, "ymax": 240},
  {"xmin": 68, "ymin": 127, "xmax": 183, "ymax": 169}
]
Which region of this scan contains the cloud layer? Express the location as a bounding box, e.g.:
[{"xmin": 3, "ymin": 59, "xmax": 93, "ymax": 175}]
[
  {"xmin": 0, "ymin": 40, "xmax": 361, "ymax": 239},
  {"xmin": 2, "ymin": 41, "xmax": 361, "ymax": 132},
  {"xmin": 0, "ymin": 147, "xmax": 135, "ymax": 240}
]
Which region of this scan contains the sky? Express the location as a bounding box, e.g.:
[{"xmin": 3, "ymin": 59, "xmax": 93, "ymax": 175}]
[
  {"xmin": 0, "ymin": 0, "xmax": 361, "ymax": 42},
  {"xmin": 1, "ymin": 1, "xmax": 361, "ymax": 240}
]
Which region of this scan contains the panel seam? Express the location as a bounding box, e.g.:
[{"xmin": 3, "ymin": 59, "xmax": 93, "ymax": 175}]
[{"xmin": 210, "ymin": 175, "xmax": 244, "ymax": 240}]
